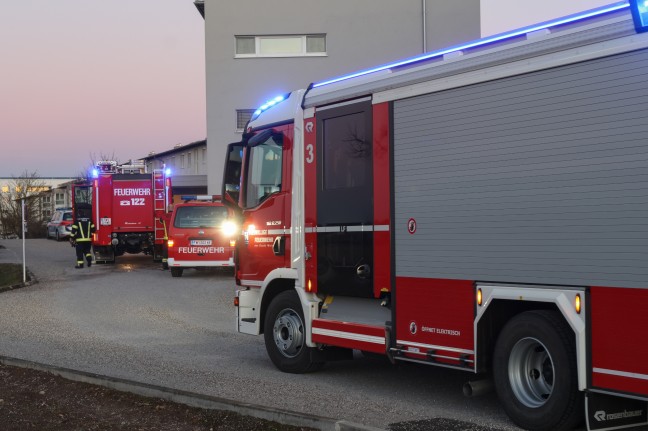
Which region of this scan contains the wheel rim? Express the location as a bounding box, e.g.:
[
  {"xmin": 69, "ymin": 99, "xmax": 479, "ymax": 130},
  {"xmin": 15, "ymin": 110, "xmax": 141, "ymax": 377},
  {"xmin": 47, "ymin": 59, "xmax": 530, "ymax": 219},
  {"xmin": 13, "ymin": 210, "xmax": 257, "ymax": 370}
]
[
  {"xmin": 508, "ymin": 337, "xmax": 554, "ymax": 408},
  {"xmin": 272, "ymin": 308, "xmax": 304, "ymax": 358}
]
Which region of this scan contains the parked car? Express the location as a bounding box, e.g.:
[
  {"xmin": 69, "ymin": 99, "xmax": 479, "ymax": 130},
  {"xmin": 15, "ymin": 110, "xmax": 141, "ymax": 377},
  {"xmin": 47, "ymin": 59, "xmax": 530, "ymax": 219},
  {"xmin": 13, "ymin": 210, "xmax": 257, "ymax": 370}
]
[{"xmin": 46, "ymin": 208, "xmax": 73, "ymax": 241}]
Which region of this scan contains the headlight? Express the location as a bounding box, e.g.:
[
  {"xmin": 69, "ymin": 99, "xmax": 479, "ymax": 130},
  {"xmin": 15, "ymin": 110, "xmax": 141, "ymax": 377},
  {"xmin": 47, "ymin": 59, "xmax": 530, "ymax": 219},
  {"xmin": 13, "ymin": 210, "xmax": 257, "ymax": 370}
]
[{"xmin": 221, "ymin": 220, "xmax": 238, "ymax": 237}]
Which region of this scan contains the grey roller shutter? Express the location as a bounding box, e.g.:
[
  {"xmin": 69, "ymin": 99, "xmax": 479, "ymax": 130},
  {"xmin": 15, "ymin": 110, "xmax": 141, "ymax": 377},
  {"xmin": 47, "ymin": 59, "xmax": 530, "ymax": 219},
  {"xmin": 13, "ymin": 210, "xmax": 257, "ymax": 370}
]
[{"xmin": 393, "ymin": 48, "xmax": 648, "ymax": 288}]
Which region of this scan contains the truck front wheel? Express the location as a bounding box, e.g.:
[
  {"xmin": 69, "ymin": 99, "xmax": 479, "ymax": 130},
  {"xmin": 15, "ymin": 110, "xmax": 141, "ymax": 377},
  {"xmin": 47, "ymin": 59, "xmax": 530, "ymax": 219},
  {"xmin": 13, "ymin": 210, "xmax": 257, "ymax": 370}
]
[
  {"xmin": 264, "ymin": 290, "xmax": 323, "ymax": 373},
  {"xmin": 493, "ymin": 310, "xmax": 582, "ymax": 431}
]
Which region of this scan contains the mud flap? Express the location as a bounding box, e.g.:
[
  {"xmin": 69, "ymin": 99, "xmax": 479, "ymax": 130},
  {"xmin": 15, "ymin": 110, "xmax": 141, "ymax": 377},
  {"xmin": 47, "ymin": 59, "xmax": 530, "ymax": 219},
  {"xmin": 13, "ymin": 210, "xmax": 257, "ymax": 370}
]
[{"xmin": 586, "ymin": 392, "xmax": 648, "ymax": 430}]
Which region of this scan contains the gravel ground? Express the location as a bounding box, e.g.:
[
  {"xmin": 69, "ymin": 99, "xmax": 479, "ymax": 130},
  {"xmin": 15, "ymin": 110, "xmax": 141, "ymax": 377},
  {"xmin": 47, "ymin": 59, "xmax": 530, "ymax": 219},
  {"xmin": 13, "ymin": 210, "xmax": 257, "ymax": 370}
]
[{"xmin": 0, "ymin": 239, "xmax": 522, "ymax": 430}]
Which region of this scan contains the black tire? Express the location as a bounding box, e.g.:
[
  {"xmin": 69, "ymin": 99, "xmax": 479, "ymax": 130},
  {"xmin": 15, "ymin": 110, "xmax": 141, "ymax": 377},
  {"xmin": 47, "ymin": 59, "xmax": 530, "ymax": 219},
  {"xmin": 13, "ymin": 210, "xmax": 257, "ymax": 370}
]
[
  {"xmin": 493, "ymin": 310, "xmax": 583, "ymax": 431},
  {"xmin": 264, "ymin": 290, "xmax": 324, "ymax": 373},
  {"xmin": 170, "ymin": 268, "xmax": 183, "ymax": 278}
]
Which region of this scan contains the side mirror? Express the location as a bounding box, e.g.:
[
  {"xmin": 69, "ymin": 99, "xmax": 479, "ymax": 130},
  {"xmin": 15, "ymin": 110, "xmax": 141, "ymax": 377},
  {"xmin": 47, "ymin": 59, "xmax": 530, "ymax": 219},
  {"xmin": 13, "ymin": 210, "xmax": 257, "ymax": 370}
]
[{"xmin": 222, "ymin": 142, "xmax": 243, "ymax": 209}]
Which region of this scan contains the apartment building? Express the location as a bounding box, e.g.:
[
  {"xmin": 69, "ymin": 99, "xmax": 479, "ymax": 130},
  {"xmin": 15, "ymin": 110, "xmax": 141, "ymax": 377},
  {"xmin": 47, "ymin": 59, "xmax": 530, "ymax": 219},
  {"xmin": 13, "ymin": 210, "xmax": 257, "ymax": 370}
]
[
  {"xmin": 197, "ymin": 0, "xmax": 481, "ymax": 193},
  {"xmin": 0, "ymin": 177, "xmax": 75, "ymax": 237}
]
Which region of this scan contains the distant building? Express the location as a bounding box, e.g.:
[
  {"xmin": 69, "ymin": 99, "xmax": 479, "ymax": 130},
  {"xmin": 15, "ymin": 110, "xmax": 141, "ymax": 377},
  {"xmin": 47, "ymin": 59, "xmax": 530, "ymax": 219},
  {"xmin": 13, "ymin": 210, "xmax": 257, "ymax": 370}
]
[
  {"xmin": 0, "ymin": 176, "xmax": 75, "ymax": 237},
  {"xmin": 140, "ymin": 139, "xmax": 208, "ymax": 198}
]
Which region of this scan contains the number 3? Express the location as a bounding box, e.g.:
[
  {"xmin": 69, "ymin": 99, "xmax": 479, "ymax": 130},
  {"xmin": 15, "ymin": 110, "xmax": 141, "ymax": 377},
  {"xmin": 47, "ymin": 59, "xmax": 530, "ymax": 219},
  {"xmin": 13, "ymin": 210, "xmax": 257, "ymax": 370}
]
[{"xmin": 306, "ymin": 144, "xmax": 314, "ymax": 164}]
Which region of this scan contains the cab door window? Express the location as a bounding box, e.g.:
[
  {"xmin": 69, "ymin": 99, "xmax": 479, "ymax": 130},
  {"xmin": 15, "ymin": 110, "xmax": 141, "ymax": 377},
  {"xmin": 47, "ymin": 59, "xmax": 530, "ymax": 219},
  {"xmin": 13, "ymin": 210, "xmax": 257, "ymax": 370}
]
[{"xmin": 243, "ymin": 133, "xmax": 283, "ymax": 208}]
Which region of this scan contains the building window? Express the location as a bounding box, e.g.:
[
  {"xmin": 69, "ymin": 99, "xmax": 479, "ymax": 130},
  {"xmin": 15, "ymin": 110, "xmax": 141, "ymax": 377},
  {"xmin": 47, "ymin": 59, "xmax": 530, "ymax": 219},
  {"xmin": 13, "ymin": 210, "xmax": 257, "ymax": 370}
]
[
  {"xmin": 235, "ymin": 35, "xmax": 326, "ymax": 58},
  {"xmin": 236, "ymin": 109, "xmax": 255, "ymax": 132},
  {"xmin": 187, "ymin": 152, "xmax": 192, "ymax": 168},
  {"xmin": 180, "ymin": 154, "xmax": 186, "ymax": 169},
  {"xmin": 202, "ymin": 147, "xmax": 207, "ymax": 164}
]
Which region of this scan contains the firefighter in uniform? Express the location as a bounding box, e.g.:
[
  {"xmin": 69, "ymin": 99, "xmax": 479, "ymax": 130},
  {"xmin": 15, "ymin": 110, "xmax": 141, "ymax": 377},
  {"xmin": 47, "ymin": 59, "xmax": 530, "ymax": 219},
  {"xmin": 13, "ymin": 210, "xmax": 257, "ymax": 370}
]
[{"xmin": 70, "ymin": 212, "xmax": 95, "ymax": 268}]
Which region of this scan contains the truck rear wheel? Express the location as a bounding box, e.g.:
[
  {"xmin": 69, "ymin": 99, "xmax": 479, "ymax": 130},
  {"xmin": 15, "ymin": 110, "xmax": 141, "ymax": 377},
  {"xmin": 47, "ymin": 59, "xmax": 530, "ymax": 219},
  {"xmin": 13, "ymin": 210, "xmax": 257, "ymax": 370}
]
[
  {"xmin": 493, "ymin": 310, "xmax": 582, "ymax": 431},
  {"xmin": 264, "ymin": 290, "xmax": 323, "ymax": 373},
  {"xmin": 170, "ymin": 268, "xmax": 183, "ymax": 277}
]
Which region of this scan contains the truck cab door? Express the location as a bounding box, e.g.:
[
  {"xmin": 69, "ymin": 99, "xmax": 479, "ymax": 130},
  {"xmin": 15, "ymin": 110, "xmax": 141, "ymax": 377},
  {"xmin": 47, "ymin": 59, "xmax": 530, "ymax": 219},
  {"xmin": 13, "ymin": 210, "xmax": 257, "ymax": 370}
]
[{"xmin": 235, "ymin": 127, "xmax": 292, "ymax": 284}]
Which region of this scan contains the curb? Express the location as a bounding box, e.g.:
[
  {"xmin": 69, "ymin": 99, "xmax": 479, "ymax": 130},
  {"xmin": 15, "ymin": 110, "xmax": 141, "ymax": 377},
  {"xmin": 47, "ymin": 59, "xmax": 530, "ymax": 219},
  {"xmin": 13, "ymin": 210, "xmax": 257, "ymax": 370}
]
[{"xmin": 0, "ymin": 355, "xmax": 385, "ymax": 431}]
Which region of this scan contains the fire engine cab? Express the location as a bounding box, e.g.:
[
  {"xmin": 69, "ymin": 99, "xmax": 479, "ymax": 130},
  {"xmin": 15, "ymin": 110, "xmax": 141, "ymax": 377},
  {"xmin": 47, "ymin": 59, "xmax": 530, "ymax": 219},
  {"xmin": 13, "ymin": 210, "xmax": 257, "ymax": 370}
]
[
  {"xmin": 166, "ymin": 196, "xmax": 236, "ymax": 277},
  {"xmin": 223, "ymin": 3, "xmax": 648, "ymax": 431}
]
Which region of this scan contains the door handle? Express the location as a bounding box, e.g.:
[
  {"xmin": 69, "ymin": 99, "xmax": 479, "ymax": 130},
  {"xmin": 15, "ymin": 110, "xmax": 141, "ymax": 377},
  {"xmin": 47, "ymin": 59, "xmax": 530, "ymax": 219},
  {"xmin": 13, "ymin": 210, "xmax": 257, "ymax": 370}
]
[{"xmin": 273, "ymin": 236, "xmax": 285, "ymax": 256}]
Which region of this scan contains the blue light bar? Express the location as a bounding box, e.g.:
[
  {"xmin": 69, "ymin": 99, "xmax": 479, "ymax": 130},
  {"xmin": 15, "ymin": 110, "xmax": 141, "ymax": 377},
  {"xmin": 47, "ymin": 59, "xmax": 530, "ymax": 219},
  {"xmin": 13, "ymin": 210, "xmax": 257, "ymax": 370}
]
[
  {"xmin": 630, "ymin": 0, "xmax": 648, "ymax": 31},
  {"xmin": 314, "ymin": 1, "xmax": 629, "ymax": 88},
  {"xmin": 165, "ymin": 168, "xmax": 171, "ymax": 176},
  {"xmin": 91, "ymin": 169, "xmax": 99, "ymax": 179},
  {"xmin": 252, "ymin": 94, "xmax": 289, "ymax": 119}
]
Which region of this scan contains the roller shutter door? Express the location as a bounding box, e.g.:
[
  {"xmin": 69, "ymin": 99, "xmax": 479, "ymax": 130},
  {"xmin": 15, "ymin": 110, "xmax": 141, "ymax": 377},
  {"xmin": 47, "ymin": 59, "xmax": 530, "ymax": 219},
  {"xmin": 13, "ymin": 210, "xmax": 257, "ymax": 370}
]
[{"xmin": 393, "ymin": 48, "xmax": 648, "ymax": 288}]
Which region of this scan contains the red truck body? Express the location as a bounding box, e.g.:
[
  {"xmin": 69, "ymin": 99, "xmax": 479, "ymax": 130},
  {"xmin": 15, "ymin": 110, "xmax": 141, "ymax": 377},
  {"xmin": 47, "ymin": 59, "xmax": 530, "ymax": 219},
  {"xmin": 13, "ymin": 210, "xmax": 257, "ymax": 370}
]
[
  {"xmin": 86, "ymin": 161, "xmax": 171, "ymax": 263},
  {"xmin": 223, "ymin": 4, "xmax": 648, "ymax": 431}
]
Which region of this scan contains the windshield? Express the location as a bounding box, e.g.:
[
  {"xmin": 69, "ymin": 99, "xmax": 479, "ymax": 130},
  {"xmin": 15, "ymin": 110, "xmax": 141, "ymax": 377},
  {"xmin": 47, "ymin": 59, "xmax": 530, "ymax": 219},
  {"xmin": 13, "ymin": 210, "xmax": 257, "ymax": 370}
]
[
  {"xmin": 244, "ymin": 133, "xmax": 283, "ymax": 208},
  {"xmin": 62, "ymin": 213, "xmax": 73, "ymax": 221},
  {"xmin": 174, "ymin": 206, "xmax": 229, "ymax": 228},
  {"xmin": 74, "ymin": 186, "xmax": 92, "ymax": 206}
]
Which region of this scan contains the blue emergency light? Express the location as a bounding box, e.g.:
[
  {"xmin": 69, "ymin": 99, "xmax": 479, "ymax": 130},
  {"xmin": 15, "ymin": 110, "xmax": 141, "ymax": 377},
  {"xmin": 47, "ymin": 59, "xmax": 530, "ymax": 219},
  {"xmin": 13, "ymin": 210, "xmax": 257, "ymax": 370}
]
[
  {"xmin": 165, "ymin": 168, "xmax": 171, "ymax": 176},
  {"xmin": 91, "ymin": 169, "xmax": 99, "ymax": 179},
  {"xmin": 630, "ymin": 0, "xmax": 648, "ymax": 32},
  {"xmin": 252, "ymin": 93, "xmax": 290, "ymax": 121}
]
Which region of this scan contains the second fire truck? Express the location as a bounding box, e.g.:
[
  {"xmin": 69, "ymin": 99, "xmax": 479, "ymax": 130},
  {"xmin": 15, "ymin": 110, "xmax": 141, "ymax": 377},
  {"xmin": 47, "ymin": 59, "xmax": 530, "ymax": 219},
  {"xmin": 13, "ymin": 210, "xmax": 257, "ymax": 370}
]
[{"xmin": 74, "ymin": 160, "xmax": 172, "ymax": 263}]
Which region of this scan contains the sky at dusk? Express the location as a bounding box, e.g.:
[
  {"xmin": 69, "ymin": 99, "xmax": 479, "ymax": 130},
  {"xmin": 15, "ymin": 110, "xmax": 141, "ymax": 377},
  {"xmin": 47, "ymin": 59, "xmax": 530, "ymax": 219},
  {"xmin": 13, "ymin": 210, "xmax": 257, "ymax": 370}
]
[
  {"xmin": 0, "ymin": 1, "xmax": 205, "ymax": 178},
  {"xmin": 0, "ymin": 0, "xmax": 616, "ymax": 178},
  {"xmin": 481, "ymin": 0, "xmax": 615, "ymax": 36}
]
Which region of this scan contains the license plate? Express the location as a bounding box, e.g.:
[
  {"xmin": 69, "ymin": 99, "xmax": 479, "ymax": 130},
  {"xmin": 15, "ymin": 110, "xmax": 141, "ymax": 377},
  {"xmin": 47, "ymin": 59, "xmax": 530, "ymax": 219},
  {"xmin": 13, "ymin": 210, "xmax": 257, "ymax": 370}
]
[{"xmin": 190, "ymin": 239, "xmax": 212, "ymax": 246}]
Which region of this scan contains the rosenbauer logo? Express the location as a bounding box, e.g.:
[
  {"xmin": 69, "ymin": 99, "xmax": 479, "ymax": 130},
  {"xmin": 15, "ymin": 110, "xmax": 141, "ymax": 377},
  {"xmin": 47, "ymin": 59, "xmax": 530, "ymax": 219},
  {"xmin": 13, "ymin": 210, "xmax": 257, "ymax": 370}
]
[{"xmin": 594, "ymin": 409, "xmax": 644, "ymax": 422}]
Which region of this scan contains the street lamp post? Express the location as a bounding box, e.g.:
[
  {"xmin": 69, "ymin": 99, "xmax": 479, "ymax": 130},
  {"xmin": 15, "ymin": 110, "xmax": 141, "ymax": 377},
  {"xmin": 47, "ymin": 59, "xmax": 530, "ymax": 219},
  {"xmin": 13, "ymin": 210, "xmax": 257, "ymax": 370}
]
[{"xmin": 21, "ymin": 197, "xmax": 26, "ymax": 283}]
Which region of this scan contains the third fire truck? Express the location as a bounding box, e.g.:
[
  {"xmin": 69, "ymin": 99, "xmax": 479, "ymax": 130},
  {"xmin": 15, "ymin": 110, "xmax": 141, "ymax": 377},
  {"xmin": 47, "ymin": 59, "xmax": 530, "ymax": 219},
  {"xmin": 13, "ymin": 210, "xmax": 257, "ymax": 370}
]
[{"xmin": 223, "ymin": 3, "xmax": 648, "ymax": 431}]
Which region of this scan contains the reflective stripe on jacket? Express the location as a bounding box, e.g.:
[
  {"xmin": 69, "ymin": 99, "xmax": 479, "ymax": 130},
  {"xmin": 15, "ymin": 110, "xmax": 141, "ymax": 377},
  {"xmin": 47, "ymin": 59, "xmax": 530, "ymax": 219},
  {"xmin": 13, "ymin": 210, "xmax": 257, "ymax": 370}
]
[{"xmin": 71, "ymin": 219, "xmax": 95, "ymax": 242}]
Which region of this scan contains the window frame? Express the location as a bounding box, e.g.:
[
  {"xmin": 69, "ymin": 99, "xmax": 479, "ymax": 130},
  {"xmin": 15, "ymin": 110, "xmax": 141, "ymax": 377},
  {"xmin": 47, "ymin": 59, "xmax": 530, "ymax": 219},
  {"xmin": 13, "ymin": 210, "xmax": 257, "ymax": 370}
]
[{"xmin": 235, "ymin": 34, "xmax": 327, "ymax": 58}]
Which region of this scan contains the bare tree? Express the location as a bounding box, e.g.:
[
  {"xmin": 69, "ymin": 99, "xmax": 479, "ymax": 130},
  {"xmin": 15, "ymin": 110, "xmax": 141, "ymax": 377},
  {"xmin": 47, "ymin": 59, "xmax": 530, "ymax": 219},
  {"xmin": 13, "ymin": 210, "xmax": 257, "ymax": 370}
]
[{"xmin": 0, "ymin": 172, "xmax": 48, "ymax": 239}]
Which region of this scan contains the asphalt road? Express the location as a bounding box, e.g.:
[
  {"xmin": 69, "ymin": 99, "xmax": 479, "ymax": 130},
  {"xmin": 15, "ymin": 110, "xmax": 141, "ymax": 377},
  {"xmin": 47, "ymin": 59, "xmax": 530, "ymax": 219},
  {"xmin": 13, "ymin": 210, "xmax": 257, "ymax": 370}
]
[{"xmin": 0, "ymin": 238, "xmax": 520, "ymax": 430}]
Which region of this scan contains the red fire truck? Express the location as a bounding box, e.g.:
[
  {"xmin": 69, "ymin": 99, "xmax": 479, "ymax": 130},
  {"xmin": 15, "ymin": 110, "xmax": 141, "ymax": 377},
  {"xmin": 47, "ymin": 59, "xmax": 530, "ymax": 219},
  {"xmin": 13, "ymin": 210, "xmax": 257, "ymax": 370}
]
[
  {"xmin": 223, "ymin": 3, "xmax": 648, "ymax": 431},
  {"xmin": 74, "ymin": 161, "xmax": 172, "ymax": 263},
  {"xmin": 165, "ymin": 195, "xmax": 236, "ymax": 277}
]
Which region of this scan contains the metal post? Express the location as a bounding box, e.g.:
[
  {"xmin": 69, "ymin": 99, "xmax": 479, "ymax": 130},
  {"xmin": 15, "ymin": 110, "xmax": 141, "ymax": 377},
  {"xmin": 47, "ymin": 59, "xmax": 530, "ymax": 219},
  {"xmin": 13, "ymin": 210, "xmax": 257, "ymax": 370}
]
[
  {"xmin": 422, "ymin": 0, "xmax": 427, "ymax": 53},
  {"xmin": 21, "ymin": 198, "xmax": 26, "ymax": 283}
]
